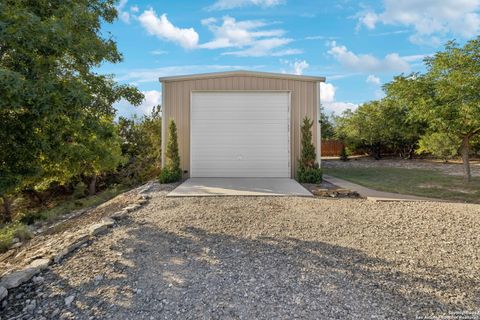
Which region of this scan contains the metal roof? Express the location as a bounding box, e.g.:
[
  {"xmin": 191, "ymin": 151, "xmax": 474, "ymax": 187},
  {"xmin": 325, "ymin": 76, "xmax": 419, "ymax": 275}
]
[{"xmin": 158, "ymin": 70, "xmax": 326, "ymax": 82}]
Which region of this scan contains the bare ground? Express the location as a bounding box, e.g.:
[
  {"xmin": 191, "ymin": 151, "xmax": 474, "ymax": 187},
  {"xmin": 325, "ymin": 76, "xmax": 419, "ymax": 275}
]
[{"xmin": 1, "ymin": 183, "xmax": 479, "ymax": 320}]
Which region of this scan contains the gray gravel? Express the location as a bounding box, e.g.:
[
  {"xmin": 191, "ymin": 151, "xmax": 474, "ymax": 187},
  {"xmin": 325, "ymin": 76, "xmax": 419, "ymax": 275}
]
[{"xmin": 1, "ymin": 183, "xmax": 479, "ymax": 319}]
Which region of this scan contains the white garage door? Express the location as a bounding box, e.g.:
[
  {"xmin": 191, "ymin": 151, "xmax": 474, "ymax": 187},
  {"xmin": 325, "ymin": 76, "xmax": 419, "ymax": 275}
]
[{"xmin": 191, "ymin": 91, "xmax": 290, "ymax": 178}]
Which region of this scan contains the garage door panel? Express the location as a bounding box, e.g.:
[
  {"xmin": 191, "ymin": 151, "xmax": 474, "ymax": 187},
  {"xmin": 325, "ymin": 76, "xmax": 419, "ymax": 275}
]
[{"xmin": 191, "ymin": 92, "xmax": 290, "ymax": 178}]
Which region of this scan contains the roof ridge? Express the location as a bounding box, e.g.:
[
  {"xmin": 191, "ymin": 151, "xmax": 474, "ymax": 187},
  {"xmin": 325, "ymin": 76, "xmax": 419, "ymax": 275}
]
[{"xmin": 159, "ymin": 70, "xmax": 325, "ymax": 82}]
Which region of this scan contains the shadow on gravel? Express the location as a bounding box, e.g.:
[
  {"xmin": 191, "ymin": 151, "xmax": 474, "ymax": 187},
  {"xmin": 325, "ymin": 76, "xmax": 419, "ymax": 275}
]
[
  {"xmin": 98, "ymin": 222, "xmax": 477, "ymax": 319},
  {"xmin": 4, "ymin": 219, "xmax": 477, "ymax": 319}
]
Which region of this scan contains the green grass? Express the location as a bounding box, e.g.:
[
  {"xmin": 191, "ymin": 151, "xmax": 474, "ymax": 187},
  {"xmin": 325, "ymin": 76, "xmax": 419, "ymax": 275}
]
[
  {"xmin": 0, "ymin": 185, "xmax": 128, "ymax": 253},
  {"xmin": 324, "ymin": 167, "xmax": 480, "ymax": 203}
]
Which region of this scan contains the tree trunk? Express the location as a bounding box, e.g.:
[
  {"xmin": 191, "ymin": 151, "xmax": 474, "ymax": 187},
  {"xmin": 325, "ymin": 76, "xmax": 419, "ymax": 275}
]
[
  {"xmin": 88, "ymin": 174, "xmax": 97, "ymax": 196},
  {"xmin": 2, "ymin": 196, "xmax": 12, "ymax": 223},
  {"xmin": 460, "ymin": 136, "xmax": 471, "ymax": 182},
  {"xmin": 32, "ymin": 189, "xmax": 45, "ymax": 205},
  {"xmin": 408, "ymin": 146, "xmax": 415, "ymax": 160}
]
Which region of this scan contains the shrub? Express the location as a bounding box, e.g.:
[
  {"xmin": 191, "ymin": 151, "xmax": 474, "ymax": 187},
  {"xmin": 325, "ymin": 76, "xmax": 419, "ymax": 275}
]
[
  {"xmin": 159, "ymin": 167, "xmax": 182, "ymax": 184},
  {"xmin": 73, "ymin": 181, "xmax": 87, "ymax": 199},
  {"xmin": 159, "ymin": 119, "xmax": 182, "ymax": 184},
  {"xmin": 297, "ymin": 166, "xmax": 323, "ymax": 184},
  {"xmin": 0, "ymin": 223, "xmax": 32, "ymax": 253},
  {"xmin": 339, "ymin": 145, "xmax": 349, "ymax": 161},
  {"xmin": 297, "ymin": 117, "xmax": 322, "ymax": 183},
  {"xmin": 20, "ymin": 211, "xmax": 46, "ymax": 225}
]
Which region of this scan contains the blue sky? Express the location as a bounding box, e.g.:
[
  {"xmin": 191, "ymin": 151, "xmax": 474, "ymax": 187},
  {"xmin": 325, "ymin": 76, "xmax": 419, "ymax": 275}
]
[{"xmin": 102, "ymin": 0, "xmax": 480, "ymax": 118}]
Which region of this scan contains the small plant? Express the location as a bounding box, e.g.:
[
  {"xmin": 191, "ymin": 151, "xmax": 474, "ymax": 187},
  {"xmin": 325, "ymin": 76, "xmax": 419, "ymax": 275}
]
[
  {"xmin": 0, "ymin": 223, "xmax": 32, "ymax": 253},
  {"xmin": 297, "ymin": 117, "xmax": 322, "ymax": 183},
  {"xmin": 159, "ymin": 119, "xmax": 182, "ymax": 184},
  {"xmin": 298, "ymin": 166, "xmax": 323, "ymax": 184},
  {"xmin": 339, "ymin": 145, "xmax": 349, "ymax": 161},
  {"xmin": 73, "ymin": 181, "xmax": 87, "ymax": 199}
]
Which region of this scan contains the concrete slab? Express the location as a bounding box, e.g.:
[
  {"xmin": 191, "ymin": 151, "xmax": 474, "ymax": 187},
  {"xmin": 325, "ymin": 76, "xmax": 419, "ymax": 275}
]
[
  {"xmin": 167, "ymin": 178, "xmax": 313, "ymax": 197},
  {"xmin": 323, "ymin": 175, "xmax": 439, "ymax": 202}
]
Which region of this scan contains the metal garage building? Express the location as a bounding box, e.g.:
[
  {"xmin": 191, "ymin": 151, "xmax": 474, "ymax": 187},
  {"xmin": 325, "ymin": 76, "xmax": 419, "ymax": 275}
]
[{"xmin": 159, "ymin": 70, "xmax": 325, "ymax": 179}]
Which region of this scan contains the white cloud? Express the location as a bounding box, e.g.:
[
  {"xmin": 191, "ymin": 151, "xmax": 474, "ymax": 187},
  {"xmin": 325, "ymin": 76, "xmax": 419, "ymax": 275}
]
[
  {"xmin": 200, "ymin": 16, "xmax": 299, "ymax": 57},
  {"xmin": 320, "ymin": 83, "xmax": 335, "ymax": 103},
  {"xmin": 150, "ymin": 49, "xmax": 168, "ymax": 55},
  {"xmin": 327, "ymin": 41, "xmax": 411, "ymax": 73},
  {"xmin": 320, "ymin": 82, "xmax": 358, "ymax": 114},
  {"xmin": 366, "ymin": 74, "xmax": 381, "ymax": 85},
  {"xmin": 115, "ymin": 90, "xmax": 162, "ymax": 118},
  {"xmin": 117, "ymin": 0, "xmax": 130, "ymax": 23},
  {"xmin": 208, "ymin": 0, "xmax": 283, "ymax": 10},
  {"xmin": 223, "ymin": 38, "xmax": 297, "ymax": 57},
  {"xmin": 358, "ymin": 12, "xmax": 378, "ymax": 30},
  {"xmin": 130, "ymin": 5, "xmax": 139, "ymax": 13},
  {"xmin": 280, "ymin": 59, "xmax": 309, "ymax": 75},
  {"xmin": 357, "ymin": 0, "xmax": 480, "ymax": 44},
  {"xmin": 138, "ymin": 10, "xmax": 199, "ymax": 49},
  {"xmin": 293, "ymin": 60, "xmax": 309, "ymax": 75},
  {"xmin": 324, "ymin": 101, "xmax": 358, "ymax": 114}
]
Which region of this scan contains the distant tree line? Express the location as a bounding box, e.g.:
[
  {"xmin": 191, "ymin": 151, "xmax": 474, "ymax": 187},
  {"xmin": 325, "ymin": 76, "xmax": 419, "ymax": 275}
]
[{"xmin": 325, "ymin": 37, "xmax": 480, "ymax": 182}]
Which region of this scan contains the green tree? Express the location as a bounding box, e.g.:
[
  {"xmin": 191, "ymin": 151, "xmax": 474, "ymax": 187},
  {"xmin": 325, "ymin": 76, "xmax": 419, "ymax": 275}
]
[
  {"xmin": 385, "ymin": 37, "xmax": 480, "ymax": 181},
  {"xmin": 335, "ymin": 101, "xmax": 387, "ymax": 159},
  {"xmin": 320, "ymin": 107, "xmax": 335, "ymax": 139},
  {"xmin": 33, "ymin": 114, "xmax": 125, "ymax": 196},
  {"xmin": 336, "ymin": 99, "xmax": 425, "ymax": 159},
  {"xmin": 159, "ymin": 119, "xmax": 182, "ymax": 183},
  {"xmin": 417, "ymin": 132, "xmax": 460, "ymax": 162},
  {"xmin": 297, "ymin": 117, "xmax": 322, "ymax": 183},
  {"xmin": 0, "ymin": 0, "xmax": 143, "ymax": 218},
  {"xmin": 118, "ymin": 106, "xmax": 162, "ymax": 184}
]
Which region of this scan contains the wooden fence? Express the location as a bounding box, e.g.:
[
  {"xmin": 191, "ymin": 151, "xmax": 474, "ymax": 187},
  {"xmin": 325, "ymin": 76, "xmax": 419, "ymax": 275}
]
[{"xmin": 321, "ymin": 139, "xmax": 344, "ymax": 157}]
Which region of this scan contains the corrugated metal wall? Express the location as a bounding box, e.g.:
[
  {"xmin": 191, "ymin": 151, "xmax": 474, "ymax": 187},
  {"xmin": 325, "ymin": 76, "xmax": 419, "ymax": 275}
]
[{"xmin": 162, "ymin": 75, "xmax": 319, "ymax": 178}]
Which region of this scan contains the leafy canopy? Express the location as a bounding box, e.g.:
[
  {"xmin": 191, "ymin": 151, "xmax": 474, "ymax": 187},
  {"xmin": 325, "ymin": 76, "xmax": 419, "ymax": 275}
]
[
  {"xmin": 0, "ymin": 0, "xmax": 143, "ymax": 195},
  {"xmin": 384, "ymin": 37, "xmax": 480, "ymax": 180}
]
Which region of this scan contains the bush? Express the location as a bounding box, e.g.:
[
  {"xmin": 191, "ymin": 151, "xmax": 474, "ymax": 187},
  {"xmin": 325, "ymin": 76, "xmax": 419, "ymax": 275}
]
[
  {"xmin": 20, "ymin": 211, "xmax": 47, "ymax": 225},
  {"xmin": 297, "ymin": 117, "xmax": 322, "ymax": 183},
  {"xmin": 159, "ymin": 119, "xmax": 182, "ymax": 184},
  {"xmin": 73, "ymin": 181, "xmax": 87, "ymax": 199},
  {"xmin": 159, "ymin": 167, "xmax": 182, "ymax": 184},
  {"xmin": 297, "ymin": 166, "xmax": 323, "ymax": 184},
  {"xmin": 339, "ymin": 145, "xmax": 349, "ymax": 161},
  {"xmin": 0, "ymin": 223, "xmax": 32, "ymax": 253}
]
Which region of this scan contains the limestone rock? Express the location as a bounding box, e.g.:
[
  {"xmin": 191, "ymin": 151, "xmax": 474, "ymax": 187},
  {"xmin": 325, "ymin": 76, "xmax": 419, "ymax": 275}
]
[
  {"xmin": 29, "ymin": 258, "xmax": 50, "ymax": 270},
  {"xmin": 64, "ymin": 295, "xmax": 75, "ymax": 307},
  {"xmin": 0, "ymin": 286, "xmax": 7, "ymax": 301},
  {"xmin": 111, "ymin": 210, "xmax": 128, "ymax": 220},
  {"xmin": 124, "ymin": 203, "xmax": 142, "ymax": 212},
  {"xmin": 0, "ymin": 268, "xmax": 38, "ymax": 289}
]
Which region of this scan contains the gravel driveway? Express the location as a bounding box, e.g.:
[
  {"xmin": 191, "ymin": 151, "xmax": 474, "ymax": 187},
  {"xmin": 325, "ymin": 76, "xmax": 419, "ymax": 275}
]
[{"xmin": 2, "ymin": 183, "xmax": 479, "ymax": 319}]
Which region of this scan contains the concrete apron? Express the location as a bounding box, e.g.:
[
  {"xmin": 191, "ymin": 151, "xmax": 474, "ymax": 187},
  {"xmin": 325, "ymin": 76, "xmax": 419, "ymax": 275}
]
[{"xmin": 167, "ymin": 178, "xmax": 313, "ymax": 197}]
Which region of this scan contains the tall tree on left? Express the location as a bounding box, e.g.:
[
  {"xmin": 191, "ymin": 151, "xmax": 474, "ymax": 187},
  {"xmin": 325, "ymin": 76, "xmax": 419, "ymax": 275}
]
[{"xmin": 0, "ymin": 0, "xmax": 143, "ymax": 221}]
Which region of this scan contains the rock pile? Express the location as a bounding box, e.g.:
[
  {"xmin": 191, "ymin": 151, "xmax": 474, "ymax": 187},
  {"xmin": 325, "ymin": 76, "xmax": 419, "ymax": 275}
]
[{"xmin": 0, "ymin": 192, "xmax": 151, "ymax": 304}]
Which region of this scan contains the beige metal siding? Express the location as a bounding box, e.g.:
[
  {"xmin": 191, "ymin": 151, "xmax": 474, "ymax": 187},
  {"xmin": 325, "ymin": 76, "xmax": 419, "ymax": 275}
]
[{"xmin": 162, "ymin": 75, "xmax": 319, "ymax": 178}]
